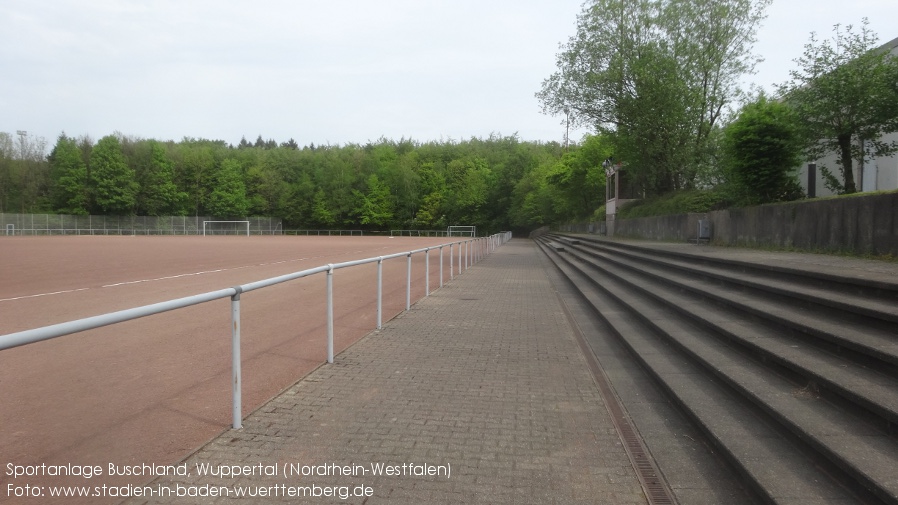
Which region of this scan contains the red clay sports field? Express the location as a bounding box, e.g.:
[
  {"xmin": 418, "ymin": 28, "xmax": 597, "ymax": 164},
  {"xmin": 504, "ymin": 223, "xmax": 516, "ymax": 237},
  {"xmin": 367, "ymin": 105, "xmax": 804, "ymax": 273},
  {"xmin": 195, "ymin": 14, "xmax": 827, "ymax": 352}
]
[{"xmin": 0, "ymin": 235, "xmax": 467, "ymax": 503}]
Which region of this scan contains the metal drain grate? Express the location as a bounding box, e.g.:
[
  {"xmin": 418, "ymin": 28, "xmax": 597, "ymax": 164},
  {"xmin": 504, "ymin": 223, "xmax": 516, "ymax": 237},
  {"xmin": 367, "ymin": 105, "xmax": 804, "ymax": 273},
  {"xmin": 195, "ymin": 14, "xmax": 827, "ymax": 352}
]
[{"xmin": 557, "ymin": 295, "xmax": 678, "ymax": 505}]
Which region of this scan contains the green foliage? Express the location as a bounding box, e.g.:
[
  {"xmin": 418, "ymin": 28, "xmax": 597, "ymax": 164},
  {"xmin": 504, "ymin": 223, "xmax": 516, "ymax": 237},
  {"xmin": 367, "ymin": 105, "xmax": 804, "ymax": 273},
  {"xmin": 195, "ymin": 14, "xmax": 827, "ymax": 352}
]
[
  {"xmin": 174, "ymin": 143, "xmax": 219, "ymax": 215},
  {"xmin": 538, "ymin": 0, "xmax": 770, "ymax": 196},
  {"xmin": 48, "ymin": 134, "xmax": 90, "ymax": 214},
  {"xmin": 723, "ymin": 96, "xmax": 805, "ymax": 205},
  {"xmin": 617, "ymin": 189, "xmax": 727, "ymax": 219},
  {"xmin": 206, "ymin": 159, "xmax": 249, "ymax": 217},
  {"xmin": 133, "ymin": 140, "xmax": 188, "ymax": 215},
  {"xmin": 3, "ymin": 131, "xmax": 615, "ymax": 233},
  {"xmin": 90, "ymin": 135, "xmax": 138, "ymax": 214},
  {"xmin": 310, "ymin": 188, "xmax": 335, "ymax": 228},
  {"xmin": 353, "ymin": 174, "xmax": 394, "ymax": 227},
  {"xmin": 778, "ymin": 19, "xmax": 898, "ymax": 194}
]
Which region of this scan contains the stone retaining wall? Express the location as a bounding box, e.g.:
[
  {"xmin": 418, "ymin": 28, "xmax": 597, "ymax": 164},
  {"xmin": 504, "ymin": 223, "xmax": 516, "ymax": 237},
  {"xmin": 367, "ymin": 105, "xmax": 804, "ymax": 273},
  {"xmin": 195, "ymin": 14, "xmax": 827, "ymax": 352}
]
[{"xmin": 608, "ymin": 192, "xmax": 898, "ymax": 256}]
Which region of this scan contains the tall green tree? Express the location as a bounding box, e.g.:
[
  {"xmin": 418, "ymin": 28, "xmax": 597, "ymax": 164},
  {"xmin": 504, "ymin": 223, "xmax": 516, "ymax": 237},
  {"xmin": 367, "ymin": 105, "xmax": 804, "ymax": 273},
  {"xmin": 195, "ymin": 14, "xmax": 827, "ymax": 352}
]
[
  {"xmin": 206, "ymin": 159, "xmax": 249, "ymax": 217},
  {"xmin": 174, "ymin": 143, "xmax": 216, "ymax": 216},
  {"xmin": 723, "ymin": 96, "xmax": 804, "ymax": 205},
  {"xmin": 777, "ymin": 19, "xmax": 898, "ymax": 194},
  {"xmin": 538, "ymin": 0, "xmax": 770, "ymax": 196},
  {"xmin": 244, "ymin": 150, "xmax": 290, "ymax": 217},
  {"xmin": 90, "ymin": 135, "xmax": 138, "ymax": 214},
  {"xmin": 48, "ymin": 134, "xmax": 90, "ymax": 214},
  {"xmin": 413, "ymin": 162, "xmax": 448, "ymax": 228},
  {"xmin": 546, "ymin": 134, "xmax": 610, "ymax": 219},
  {"xmin": 445, "ymin": 158, "xmax": 491, "ymax": 225},
  {"xmin": 309, "ymin": 188, "xmax": 335, "ymax": 228},
  {"xmin": 353, "ymin": 174, "xmax": 394, "ymax": 227},
  {"xmin": 134, "ymin": 140, "xmax": 187, "ymax": 215},
  {"xmin": 0, "ymin": 132, "xmax": 13, "ymax": 211}
]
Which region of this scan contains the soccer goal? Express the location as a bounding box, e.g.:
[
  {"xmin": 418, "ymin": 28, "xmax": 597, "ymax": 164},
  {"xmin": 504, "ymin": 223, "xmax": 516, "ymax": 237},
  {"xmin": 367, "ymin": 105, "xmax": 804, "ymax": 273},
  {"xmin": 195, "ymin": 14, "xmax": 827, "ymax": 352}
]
[
  {"xmin": 203, "ymin": 220, "xmax": 250, "ymax": 236},
  {"xmin": 447, "ymin": 225, "xmax": 476, "ymax": 237}
]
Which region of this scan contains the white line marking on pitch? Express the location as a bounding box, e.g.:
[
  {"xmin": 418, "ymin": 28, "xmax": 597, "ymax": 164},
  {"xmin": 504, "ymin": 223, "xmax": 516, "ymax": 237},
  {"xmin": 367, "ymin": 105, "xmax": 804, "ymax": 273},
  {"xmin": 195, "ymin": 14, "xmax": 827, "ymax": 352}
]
[
  {"xmin": 0, "ymin": 288, "xmax": 91, "ymax": 302},
  {"xmin": 2, "ymin": 250, "xmax": 391, "ymax": 302},
  {"xmin": 101, "ymin": 269, "xmax": 228, "ymax": 287}
]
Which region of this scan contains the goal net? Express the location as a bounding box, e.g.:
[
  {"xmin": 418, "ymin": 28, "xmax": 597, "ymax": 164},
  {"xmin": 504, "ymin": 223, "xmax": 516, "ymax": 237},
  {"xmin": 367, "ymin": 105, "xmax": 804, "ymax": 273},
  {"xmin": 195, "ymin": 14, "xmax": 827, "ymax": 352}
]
[
  {"xmin": 203, "ymin": 221, "xmax": 250, "ymax": 236},
  {"xmin": 447, "ymin": 225, "xmax": 476, "ymax": 237}
]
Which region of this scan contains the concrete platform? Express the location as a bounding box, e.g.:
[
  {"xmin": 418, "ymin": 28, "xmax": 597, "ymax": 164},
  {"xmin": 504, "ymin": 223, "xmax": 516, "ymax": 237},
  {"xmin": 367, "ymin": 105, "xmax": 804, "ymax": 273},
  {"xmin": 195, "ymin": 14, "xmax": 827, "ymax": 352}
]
[{"xmin": 124, "ymin": 239, "xmax": 647, "ymax": 505}]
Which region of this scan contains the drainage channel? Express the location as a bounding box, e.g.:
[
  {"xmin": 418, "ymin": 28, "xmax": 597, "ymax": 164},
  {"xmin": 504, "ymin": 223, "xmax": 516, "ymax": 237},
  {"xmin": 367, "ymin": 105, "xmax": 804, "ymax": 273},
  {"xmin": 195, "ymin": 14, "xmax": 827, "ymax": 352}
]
[{"xmin": 552, "ymin": 281, "xmax": 677, "ymax": 505}]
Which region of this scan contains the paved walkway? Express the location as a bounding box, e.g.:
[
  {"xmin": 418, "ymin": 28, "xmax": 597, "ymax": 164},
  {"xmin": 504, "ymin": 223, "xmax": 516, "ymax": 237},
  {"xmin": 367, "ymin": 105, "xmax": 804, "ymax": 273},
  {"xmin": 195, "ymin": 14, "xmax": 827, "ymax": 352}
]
[{"xmin": 125, "ymin": 239, "xmax": 647, "ymax": 505}]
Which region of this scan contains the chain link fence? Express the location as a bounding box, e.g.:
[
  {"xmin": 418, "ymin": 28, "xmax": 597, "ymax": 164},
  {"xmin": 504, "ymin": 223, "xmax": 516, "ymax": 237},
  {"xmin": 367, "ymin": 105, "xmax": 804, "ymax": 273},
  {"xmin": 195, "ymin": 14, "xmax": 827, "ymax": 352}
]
[{"xmin": 1, "ymin": 214, "xmax": 282, "ymax": 236}]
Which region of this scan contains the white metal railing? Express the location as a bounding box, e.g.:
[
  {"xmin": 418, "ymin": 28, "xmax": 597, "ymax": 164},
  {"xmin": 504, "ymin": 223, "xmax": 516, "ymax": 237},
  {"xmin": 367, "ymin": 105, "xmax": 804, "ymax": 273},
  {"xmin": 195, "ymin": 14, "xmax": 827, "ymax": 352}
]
[{"xmin": 1, "ymin": 232, "xmax": 512, "ymax": 429}]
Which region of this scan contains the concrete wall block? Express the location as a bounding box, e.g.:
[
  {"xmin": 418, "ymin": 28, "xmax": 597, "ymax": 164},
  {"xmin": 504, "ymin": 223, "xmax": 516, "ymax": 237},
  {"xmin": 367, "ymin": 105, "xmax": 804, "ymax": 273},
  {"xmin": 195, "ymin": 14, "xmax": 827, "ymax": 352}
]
[{"xmin": 611, "ymin": 192, "xmax": 898, "ymax": 256}]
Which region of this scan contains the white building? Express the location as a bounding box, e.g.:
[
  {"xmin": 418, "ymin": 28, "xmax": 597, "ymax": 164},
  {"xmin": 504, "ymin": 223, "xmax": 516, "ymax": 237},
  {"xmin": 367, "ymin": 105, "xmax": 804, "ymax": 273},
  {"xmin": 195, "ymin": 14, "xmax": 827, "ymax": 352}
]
[{"xmin": 798, "ymin": 35, "xmax": 898, "ymax": 197}]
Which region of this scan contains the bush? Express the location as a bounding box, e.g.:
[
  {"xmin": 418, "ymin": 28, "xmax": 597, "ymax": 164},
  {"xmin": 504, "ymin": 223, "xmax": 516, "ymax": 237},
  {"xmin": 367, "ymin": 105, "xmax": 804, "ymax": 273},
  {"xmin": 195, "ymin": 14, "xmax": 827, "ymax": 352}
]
[
  {"xmin": 723, "ymin": 96, "xmax": 805, "ymax": 205},
  {"xmin": 617, "ymin": 189, "xmax": 728, "ymax": 219}
]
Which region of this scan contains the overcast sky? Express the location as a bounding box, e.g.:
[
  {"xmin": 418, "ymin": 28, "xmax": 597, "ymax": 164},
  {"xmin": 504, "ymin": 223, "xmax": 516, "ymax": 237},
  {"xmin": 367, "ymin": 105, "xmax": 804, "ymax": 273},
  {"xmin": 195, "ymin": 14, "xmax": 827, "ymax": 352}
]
[{"xmin": 2, "ymin": 0, "xmax": 897, "ymax": 150}]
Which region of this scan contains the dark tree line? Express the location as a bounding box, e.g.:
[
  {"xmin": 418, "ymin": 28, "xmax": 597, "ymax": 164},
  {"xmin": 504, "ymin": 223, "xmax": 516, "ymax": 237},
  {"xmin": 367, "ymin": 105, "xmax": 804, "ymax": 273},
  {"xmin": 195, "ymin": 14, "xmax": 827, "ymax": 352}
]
[{"xmin": 0, "ymin": 132, "xmax": 608, "ymax": 233}]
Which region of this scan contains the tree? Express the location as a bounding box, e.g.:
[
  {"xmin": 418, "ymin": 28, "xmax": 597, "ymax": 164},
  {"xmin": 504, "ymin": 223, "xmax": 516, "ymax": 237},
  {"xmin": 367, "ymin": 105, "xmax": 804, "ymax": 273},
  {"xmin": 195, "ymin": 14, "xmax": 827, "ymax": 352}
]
[
  {"xmin": 309, "ymin": 188, "xmax": 335, "ymax": 228},
  {"xmin": 206, "ymin": 159, "xmax": 249, "ymax": 217},
  {"xmin": 0, "ymin": 132, "xmax": 13, "ymax": 211},
  {"xmin": 414, "ymin": 162, "xmax": 448, "ymax": 228},
  {"xmin": 243, "ymin": 148, "xmax": 291, "ymax": 217},
  {"xmin": 48, "ymin": 134, "xmax": 90, "ymax": 214},
  {"xmin": 777, "ymin": 19, "xmax": 898, "ymax": 194},
  {"xmin": 352, "ymin": 174, "xmax": 394, "ymax": 227},
  {"xmin": 445, "ymin": 158, "xmax": 491, "ymax": 225},
  {"xmin": 546, "ymin": 134, "xmax": 609, "ymax": 219},
  {"xmin": 174, "ymin": 143, "xmax": 217, "ymax": 215},
  {"xmin": 90, "ymin": 135, "xmax": 138, "ymax": 214},
  {"xmin": 537, "ymin": 0, "xmax": 770, "ymax": 196},
  {"xmin": 723, "ymin": 96, "xmax": 804, "ymax": 205},
  {"xmin": 134, "ymin": 140, "xmax": 187, "ymax": 215},
  {"xmin": 2, "ymin": 131, "xmax": 51, "ymax": 213}
]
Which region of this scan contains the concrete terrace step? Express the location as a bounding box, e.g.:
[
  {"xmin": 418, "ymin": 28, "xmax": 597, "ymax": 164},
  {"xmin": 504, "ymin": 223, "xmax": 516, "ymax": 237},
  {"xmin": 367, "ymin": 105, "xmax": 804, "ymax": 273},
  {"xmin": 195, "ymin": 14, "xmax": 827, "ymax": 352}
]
[
  {"xmin": 538, "ymin": 235, "xmax": 898, "ymax": 505},
  {"xmin": 562, "ymin": 240, "xmax": 898, "ymax": 429},
  {"xmin": 559, "ymin": 234, "xmax": 898, "ymax": 323},
  {"xmin": 537, "ymin": 241, "xmax": 864, "ymax": 504}
]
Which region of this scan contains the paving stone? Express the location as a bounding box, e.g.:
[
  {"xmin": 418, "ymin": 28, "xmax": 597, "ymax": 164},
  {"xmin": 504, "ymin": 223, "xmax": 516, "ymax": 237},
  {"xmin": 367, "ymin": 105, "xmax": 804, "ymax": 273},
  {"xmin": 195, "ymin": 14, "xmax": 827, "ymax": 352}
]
[{"xmin": 123, "ymin": 239, "xmax": 646, "ymax": 504}]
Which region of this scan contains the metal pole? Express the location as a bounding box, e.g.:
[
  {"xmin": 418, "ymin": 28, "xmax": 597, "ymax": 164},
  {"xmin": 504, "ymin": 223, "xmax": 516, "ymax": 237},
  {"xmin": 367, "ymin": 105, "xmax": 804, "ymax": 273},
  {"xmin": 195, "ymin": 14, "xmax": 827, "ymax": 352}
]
[
  {"xmin": 231, "ymin": 289, "xmax": 242, "ymax": 429},
  {"xmin": 439, "ymin": 245, "xmax": 444, "ymax": 288},
  {"xmin": 406, "ymin": 253, "xmax": 412, "ymax": 311},
  {"xmin": 377, "ymin": 257, "xmax": 383, "ymax": 329},
  {"xmin": 425, "ymin": 248, "xmax": 430, "ymax": 296},
  {"xmin": 449, "ymin": 243, "xmax": 454, "ymax": 280},
  {"xmin": 326, "ymin": 265, "xmax": 334, "ymax": 364}
]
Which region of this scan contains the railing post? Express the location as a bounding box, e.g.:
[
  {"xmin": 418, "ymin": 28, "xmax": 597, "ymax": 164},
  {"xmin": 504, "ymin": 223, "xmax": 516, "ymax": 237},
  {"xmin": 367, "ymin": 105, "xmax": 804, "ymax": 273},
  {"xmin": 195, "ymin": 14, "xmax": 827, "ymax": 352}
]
[
  {"xmin": 326, "ymin": 264, "xmax": 334, "ymax": 364},
  {"xmin": 231, "ymin": 288, "xmax": 243, "ymax": 430},
  {"xmin": 377, "ymin": 257, "xmax": 383, "ymax": 329},
  {"xmin": 439, "ymin": 245, "xmax": 444, "ymax": 288},
  {"xmin": 406, "ymin": 253, "xmax": 412, "ymax": 311},
  {"xmin": 458, "ymin": 241, "xmax": 462, "ymax": 274},
  {"xmin": 449, "ymin": 243, "xmax": 454, "ymax": 280},
  {"xmin": 425, "ymin": 248, "xmax": 430, "ymax": 296}
]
